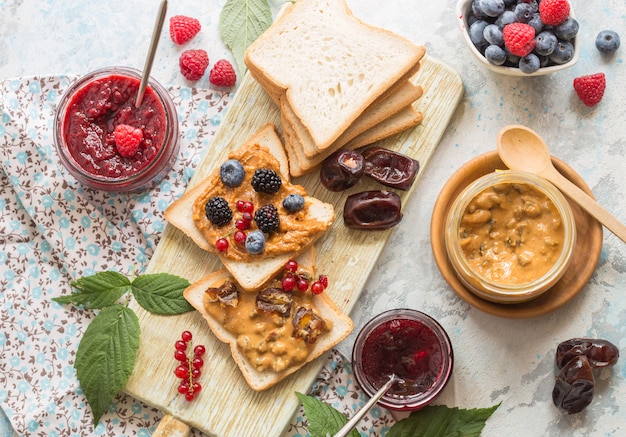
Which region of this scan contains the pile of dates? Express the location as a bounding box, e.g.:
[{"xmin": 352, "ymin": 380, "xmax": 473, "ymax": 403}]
[
  {"xmin": 552, "ymin": 338, "xmax": 619, "ymax": 414},
  {"xmin": 319, "ymin": 147, "xmax": 419, "ymax": 230}
]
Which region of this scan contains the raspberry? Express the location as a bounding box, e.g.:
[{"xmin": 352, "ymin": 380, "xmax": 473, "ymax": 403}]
[
  {"xmin": 503, "ymin": 23, "xmax": 536, "ymax": 57},
  {"xmin": 254, "ymin": 204, "xmax": 280, "ymax": 233},
  {"xmin": 113, "ymin": 124, "xmax": 143, "ymax": 158},
  {"xmin": 539, "ymin": 0, "xmax": 570, "ymax": 27},
  {"xmin": 209, "ymin": 59, "xmax": 237, "ymax": 87},
  {"xmin": 251, "ymin": 168, "xmax": 282, "ymax": 194},
  {"xmin": 204, "ymin": 196, "xmax": 233, "ymax": 226},
  {"xmin": 169, "ymin": 15, "xmax": 201, "ymax": 45},
  {"xmin": 179, "ymin": 49, "xmax": 209, "ymax": 81},
  {"xmin": 573, "ymin": 73, "xmax": 606, "ymax": 107}
]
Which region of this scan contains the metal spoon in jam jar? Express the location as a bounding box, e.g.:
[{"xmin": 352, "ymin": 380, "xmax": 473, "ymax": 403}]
[
  {"xmin": 332, "ymin": 374, "xmax": 404, "ymax": 437},
  {"xmin": 497, "ymin": 124, "xmax": 626, "ymax": 244}
]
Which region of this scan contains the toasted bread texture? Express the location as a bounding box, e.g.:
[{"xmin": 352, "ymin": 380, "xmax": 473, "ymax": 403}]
[
  {"xmin": 164, "ymin": 123, "xmax": 335, "ymax": 291},
  {"xmin": 183, "ymin": 266, "xmax": 353, "ymax": 391},
  {"xmin": 244, "ymin": 0, "xmax": 426, "ymax": 151}
]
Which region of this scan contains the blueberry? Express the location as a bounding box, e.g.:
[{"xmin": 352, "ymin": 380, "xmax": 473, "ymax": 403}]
[
  {"xmin": 483, "ymin": 24, "xmax": 504, "ymax": 46},
  {"xmin": 519, "ymin": 53, "xmax": 541, "ymax": 74},
  {"xmin": 549, "ymin": 41, "xmax": 575, "ymax": 64},
  {"xmin": 282, "ymin": 193, "xmax": 305, "ymax": 212},
  {"xmin": 220, "ymin": 159, "xmax": 245, "ymax": 187},
  {"xmin": 535, "ymin": 31, "xmax": 558, "ymax": 56},
  {"xmin": 495, "ymin": 10, "xmax": 516, "ymax": 27},
  {"xmin": 478, "ymin": 0, "xmax": 505, "ymax": 17},
  {"xmin": 469, "ymin": 20, "xmax": 489, "ymax": 47},
  {"xmin": 555, "ymin": 18, "xmax": 579, "ymax": 41},
  {"xmin": 503, "ymin": 0, "xmax": 516, "ymax": 6},
  {"xmin": 596, "ymin": 30, "xmax": 620, "ymax": 54},
  {"xmin": 528, "ymin": 13, "xmax": 544, "ymax": 34},
  {"xmin": 245, "ymin": 230, "xmax": 266, "ymax": 254},
  {"xmin": 485, "ymin": 45, "xmax": 507, "ymax": 65},
  {"xmin": 514, "ymin": 3, "xmax": 534, "ymax": 23},
  {"xmin": 471, "ymin": 0, "xmax": 490, "ymax": 20}
]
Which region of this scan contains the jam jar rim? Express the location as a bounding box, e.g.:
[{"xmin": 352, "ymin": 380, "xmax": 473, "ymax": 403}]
[
  {"xmin": 351, "ymin": 308, "xmax": 454, "ymax": 411},
  {"xmin": 53, "ymin": 66, "xmax": 179, "ymax": 192}
]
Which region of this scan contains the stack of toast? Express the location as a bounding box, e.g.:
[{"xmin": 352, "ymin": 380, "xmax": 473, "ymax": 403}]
[{"xmin": 244, "ymin": 0, "xmax": 427, "ymax": 177}]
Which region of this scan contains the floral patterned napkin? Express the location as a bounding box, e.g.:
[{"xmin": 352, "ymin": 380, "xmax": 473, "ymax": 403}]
[{"xmin": 0, "ymin": 76, "xmax": 395, "ymax": 436}]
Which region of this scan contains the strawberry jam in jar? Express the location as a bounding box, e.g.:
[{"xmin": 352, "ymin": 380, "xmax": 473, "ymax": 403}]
[
  {"xmin": 54, "ymin": 67, "xmax": 179, "ymax": 192},
  {"xmin": 352, "ymin": 309, "xmax": 453, "ymax": 411}
]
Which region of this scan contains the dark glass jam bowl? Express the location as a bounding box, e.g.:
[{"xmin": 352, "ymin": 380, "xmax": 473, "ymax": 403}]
[{"xmin": 352, "ymin": 309, "xmax": 454, "ymax": 411}]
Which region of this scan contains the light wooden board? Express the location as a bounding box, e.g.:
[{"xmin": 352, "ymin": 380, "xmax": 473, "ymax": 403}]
[{"xmin": 123, "ymin": 55, "xmax": 463, "ymax": 436}]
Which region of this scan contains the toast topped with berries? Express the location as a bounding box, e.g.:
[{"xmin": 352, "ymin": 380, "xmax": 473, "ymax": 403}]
[
  {"xmin": 183, "ymin": 255, "xmax": 353, "ymax": 391},
  {"xmin": 164, "ymin": 123, "xmax": 335, "ymax": 291}
]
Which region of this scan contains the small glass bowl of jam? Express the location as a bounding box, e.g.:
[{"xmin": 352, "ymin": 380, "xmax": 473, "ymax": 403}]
[
  {"xmin": 445, "ymin": 170, "xmax": 576, "ymax": 304},
  {"xmin": 352, "ymin": 309, "xmax": 453, "ymax": 411},
  {"xmin": 53, "ymin": 66, "xmax": 179, "ymax": 192}
]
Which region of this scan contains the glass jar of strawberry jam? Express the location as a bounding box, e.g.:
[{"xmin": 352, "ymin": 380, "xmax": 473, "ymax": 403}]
[
  {"xmin": 352, "ymin": 309, "xmax": 453, "ymax": 411},
  {"xmin": 53, "ymin": 66, "xmax": 179, "ymax": 192}
]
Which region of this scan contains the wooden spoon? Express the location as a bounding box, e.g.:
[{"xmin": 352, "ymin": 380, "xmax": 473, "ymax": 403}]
[{"xmin": 497, "ymin": 124, "xmax": 626, "ymax": 244}]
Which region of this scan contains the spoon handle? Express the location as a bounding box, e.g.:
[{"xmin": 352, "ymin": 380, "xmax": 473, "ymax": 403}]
[
  {"xmin": 332, "ymin": 376, "xmax": 398, "ymax": 437},
  {"xmin": 543, "ymin": 167, "xmax": 626, "ymax": 244},
  {"xmin": 135, "ymin": 0, "xmax": 168, "ymax": 107}
]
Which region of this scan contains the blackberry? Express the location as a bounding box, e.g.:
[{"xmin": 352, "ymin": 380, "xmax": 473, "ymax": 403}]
[
  {"xmin": 205, "ymin": 196, "xmax": 232, "ymax": 226},
  {"xmin": 254, "ymin": 204, "xmax": 280, "ymax": 233},
  {"xmin": 251, "ymin": 168, "xmax": 282, "ymax": 194}
]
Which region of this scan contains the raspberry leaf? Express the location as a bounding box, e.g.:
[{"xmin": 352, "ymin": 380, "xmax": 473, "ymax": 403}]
[
  {"xmin": 219, "ymin": 0, "xmax": 273, "ymax": 75},
  {"xmin": 387, "ymin": 404, "xmax": 500, "ymax": 437},
  {"xmin": 75, "ymin": 305, "xmax": 140, "ymax": 425},
  {"xmin": 295, "ymin": 392, "xmax": 360, "ymax": 437},
  {"xmin": 131, "ymin": 273, "xmax": 194, "ymax": 315},
  {"xmin": 53, "ymin": 271, "xmax": 132, "ymax": 309}
]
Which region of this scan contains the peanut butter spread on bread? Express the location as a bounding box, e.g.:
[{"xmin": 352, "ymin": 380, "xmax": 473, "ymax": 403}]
[{"xmin": 192, "ymin": 143, "xmax": 328, "ymax": 261}]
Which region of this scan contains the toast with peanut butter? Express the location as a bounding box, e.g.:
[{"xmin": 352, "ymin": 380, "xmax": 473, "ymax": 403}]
[
  {"xmin": 164, "ymin": 123, "xmax": 335, "ymax": 291},
  {"xmin": 183, "ymin": 260, "xmax": 353, "ymax": 391}
]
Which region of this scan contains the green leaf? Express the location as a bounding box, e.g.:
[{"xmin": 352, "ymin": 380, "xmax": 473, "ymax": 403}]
[
  {"xmin": 53, "ymin": 271, "xmax": 131, "ymax": 309},
  {"xmin": 130, "ymin": 273, "xmax": 194, "ymax": 315},
  {"xmin": 296, "ymin": 392, "xmax": 360, "ymax": 437},
  {"xmin": 75, "ymin": 305, "xmax": 140, "ymax": 425},
  {"xmin": 387, "ymin": 403, "xmax": 500, "ymax": 437},
  {"xmin": 219, "ymin": 0, "xmax": 273, "ymax": 75}
]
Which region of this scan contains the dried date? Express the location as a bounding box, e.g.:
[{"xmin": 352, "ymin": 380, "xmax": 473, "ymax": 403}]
[
  {"xmin": 552, "ymin": 355, "xmax": 595, "ymax": 414},
  {"xmin": 343, "ymin": 190, "xmax": 402, "ymax": 230},
  {"xmin": 362, "ymin": 146, "xmax": 419, "ymax": 190},
  {"xmin": 556, "ymin": 338, "xmax": 619, "ymax": 370},
  {"xmin": 320, "ymin": 149, "xmax": 365, "ymax": 191}
]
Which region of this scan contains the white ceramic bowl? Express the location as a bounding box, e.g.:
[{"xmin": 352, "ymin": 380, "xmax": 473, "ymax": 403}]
[{"xmin": 456, "ymin": 0, "xmax": 579, "ymax": 76}]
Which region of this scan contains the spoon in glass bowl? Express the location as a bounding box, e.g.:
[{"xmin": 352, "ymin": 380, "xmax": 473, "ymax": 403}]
[
  {"xmin": 332, "ymin": 374, "xmax": 403, "ymax": 437},
  {"xmin": 496, "ymin": 124, "xmax": 626, "ymax": 244},
  {"xmin": 135, "ymin": 0, "xmax": 168, "ymax": 107}
]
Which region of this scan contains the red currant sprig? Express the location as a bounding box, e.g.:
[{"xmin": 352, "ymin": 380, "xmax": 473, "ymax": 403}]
[
  {"xmin": 173, "ymin": 331, "xmax": 206, "ymax": 402},
  {"xmin": 215, "ymin": 200, "xmax": 255, "ymax": 252},
  {"xmin": 281, "ymin": 259, "xmax": 328, "ymax": 294}
]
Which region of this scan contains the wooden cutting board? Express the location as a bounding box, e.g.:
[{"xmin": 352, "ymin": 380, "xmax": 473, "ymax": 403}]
[{"xmin": 124, "ymin": 55, "xmax": 463, "ymax": 436}]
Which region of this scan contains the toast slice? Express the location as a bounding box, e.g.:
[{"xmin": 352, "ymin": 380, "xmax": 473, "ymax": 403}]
[
  {"xmin": 183, "ymin": 266, "xmax": 354, "ymax": 391},
  {"xmin": 164, "ymin": 123, "xmax": 335, "ymax": 291},
  {"xmin": 244, "ymin": 0, "xmax": 426, "ymax": 151}
]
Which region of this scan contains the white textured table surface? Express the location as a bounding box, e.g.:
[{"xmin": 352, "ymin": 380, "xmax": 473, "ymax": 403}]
[{"xmin": 2, "ymin": 1, "xmax": 626, "ymax": 436}]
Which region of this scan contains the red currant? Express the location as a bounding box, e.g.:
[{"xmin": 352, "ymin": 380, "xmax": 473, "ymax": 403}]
[
  {"xmin": 235, "ymin": 219, "xmax": 250, "ymax": 230},
  {"xmin": 236, "ymin": 200, "xmax": 245, "ymax": 212},
  {"xmin": 285, "ymin": 259, "xmax": 299, "ymax": 273},
  {"xmin": 194, "ymin": 345, "xmax": 206, "ymax": 357},
  {"xmin": 311, "ymin": 281, "xmax": 325, "ymax": 295},
  {"xmin": 192, "ymin": 357, "xmax": 204, "ymax": 369},
  {"xmin": 178, "ymin": 381, "xmax": 190, "ymax": 394},
  {"xmin": 216, "ymin": 238, "xmax": 229, "ymax": 252},
  {"xmin": 297, "ymin": 278, "xmax": 309, "ymax": 292},
  {"xmin": 234, "ymin": 230, "xmax": 247, "ymax": 244},
  {"xmin": 191, "ymin": 382, "xmax": 202, "ymax": 394},
  {"xmin": 282, "ymin": 274, "xmax": 297, "ymax": 291},
  {"xmin": 185, "ymin": 392, "xmax": 195, "ymax": 401},
  {"xmin": 174, "ymin": 350, "xmax": 187, "ymax": 361},
  {"xmin": 181, "ymin": 331, "xmax": 193, "ymax": 342},
  {"xmin": 192, "ymin": 368, "xmax": 201, "ymax": 379},
  {"xmin": 318, "ymin": 274, "xmax": 328, "ymax": 288},
  {"xmin": 174, "ymin": 340, "xmax": 187, "ymax": 351},
  {"xmin": 174, "ymin": 365, "xmax": 189, "ymax": 379},
  {"xmin": 241, "ymin": 212, "xmax": 252, "ymax": 222},
  {"xmin": 242, "ymin": 201, "xmax": 254, "ymax": 213}
]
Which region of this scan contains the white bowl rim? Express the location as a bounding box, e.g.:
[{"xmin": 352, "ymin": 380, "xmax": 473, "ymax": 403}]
[{"xmin": 456, "ymin": 0, "xmax": 580, "ymax": 77}]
